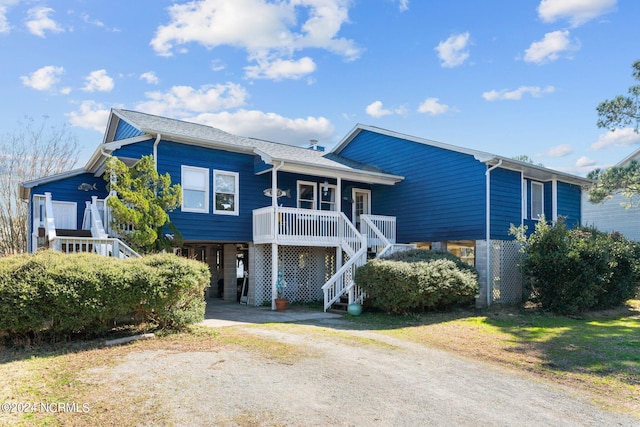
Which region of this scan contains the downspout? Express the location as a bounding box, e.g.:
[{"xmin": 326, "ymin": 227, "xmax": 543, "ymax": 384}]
[
  {"xmin": 485, "ymin": 159, "xmax": 502, "ymax": 307},
  {"xmin": 271, "ymin": 161, "xmax": 285, "ymax": 310},
  {"xmin": 153, "ymin": 133, "xmax": 162, "ymax": 171}
]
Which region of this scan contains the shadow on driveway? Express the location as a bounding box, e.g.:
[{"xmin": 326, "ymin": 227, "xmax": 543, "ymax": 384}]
[{"xmin": 200, "ymin": 297, "xmax": 344, "ymax": 328}]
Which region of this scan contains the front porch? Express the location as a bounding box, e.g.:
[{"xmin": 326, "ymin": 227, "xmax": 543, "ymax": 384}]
[{"xmin": 251, "ymin": 206, "xmax": 414, "ymax": 311}]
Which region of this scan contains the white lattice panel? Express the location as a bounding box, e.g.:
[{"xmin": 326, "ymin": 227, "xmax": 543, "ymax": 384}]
[
  {"xmin": 253, "ymin": 245, "xmax": 336, "ymax": 306},
  {"xmin": 490, "ymin": 240, "xmax": 524, "ymax": 305}
]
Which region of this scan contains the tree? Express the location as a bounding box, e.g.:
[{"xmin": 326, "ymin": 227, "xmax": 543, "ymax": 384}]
[
  {"xmin": 0, "ymin": 117, "xmax": 79, "ymax": 256},
  {"xmin": 513, "ymin": 155, "xmax": 544, "ymax": 167},
  {"xmin": 596, "ymin": 60, "xmax": 640, "ymax": 133},
  {"xmin": 587, "ymin": 160, "xmax": 640, "ymax": 205},
  {"xmin": 105, "ymin": 155, "xmax": 182, "ymax": 253}
]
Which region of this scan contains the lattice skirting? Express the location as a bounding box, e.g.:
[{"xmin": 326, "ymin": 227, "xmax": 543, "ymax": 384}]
[
  {"xmin": 490, "ymin": 239, "xmax": 524, "ymax": 305},
  {"xmin": 253, "ymin": 245, "xmax": 337, "ymax": 306}
]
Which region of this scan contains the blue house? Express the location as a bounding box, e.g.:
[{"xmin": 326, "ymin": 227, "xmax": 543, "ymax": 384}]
[{"xmin": 20, "ymin": 110, "xmax": 591, "ymax": 309}]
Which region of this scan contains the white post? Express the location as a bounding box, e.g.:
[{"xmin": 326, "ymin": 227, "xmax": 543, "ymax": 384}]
[{"xmin": 552, "ymin": 179, "xmax": 558, "ymax": 222}]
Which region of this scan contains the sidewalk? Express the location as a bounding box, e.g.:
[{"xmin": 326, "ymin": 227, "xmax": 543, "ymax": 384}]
[{"xmin": 200, "ymin": 297, "xmax": 343, "ymax": 328}]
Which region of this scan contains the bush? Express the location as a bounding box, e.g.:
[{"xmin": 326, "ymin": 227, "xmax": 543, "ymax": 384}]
[
  {"xmin": 354, "ymin": 249, "xmax": 479, "ymax": 314},
  {"xmin": 0, "ymin": 251, "xmax": 210, "ymax": 341},
  {"xmin": 515, "ymin": 219, "xmax": 640, "ymax": 315}
]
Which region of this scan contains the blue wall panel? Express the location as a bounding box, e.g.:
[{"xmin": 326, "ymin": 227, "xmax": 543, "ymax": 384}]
[
  {"xmin": 155, "ymin": 141, "xmax": 271, "ymax": 242},
  {"xmin": 114, "ymin": 120, "xmax": 144, "ymax": 141},
  {"xmin": 557, "ymin": 181, "xmax": 581, "ymax": 227},
  {"xmin": 338, "ymin": 130, "xmax": 487, "ymax": 243},
  {"xmin": 490, "ymin": 168, "xmax": 522, "ymax": 240},
  {"xmin": 112, "ymin": 139, "xmax": 154, "ymax": 159},
  {"xmin": 29, "ymin": 173, "xmax": 108, "ymax": 232}
]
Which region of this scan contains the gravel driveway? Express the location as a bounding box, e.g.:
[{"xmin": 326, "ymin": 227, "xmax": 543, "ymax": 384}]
[{"xmin": 86, "ymin": 303, "xmax": 639, "ymax": 426}]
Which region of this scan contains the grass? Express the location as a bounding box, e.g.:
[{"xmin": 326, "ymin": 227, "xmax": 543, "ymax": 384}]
[{"xmin": 348, "ymin": 299, "xmax": 640, "ymax": 417}]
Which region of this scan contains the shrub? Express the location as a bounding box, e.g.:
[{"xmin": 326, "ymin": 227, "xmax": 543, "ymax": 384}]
[
  {"xmin": 514, "ymin": 219, "xmax": 640, "ymax": 315},
  {"xmin": 354, "ymin": 249, "xmax": 479, "ymax": 314},
  {"xmin": 0, "ymin": 251, "xmax": 210, "ymax": 342}
]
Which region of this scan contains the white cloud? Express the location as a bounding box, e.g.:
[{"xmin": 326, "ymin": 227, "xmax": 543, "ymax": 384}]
[
  {"xmin": 435, "ymin": 32, "xmax": 470, "ymax": 68},
  {"xmin": 397, "ymin": 0, "xmax": 409, "ymax": 12},
  {"xmin": 244, "ymin": 56, "xmax": 316, "ymax": 80},
  {"xmin": 576, "ymin": 156, "xmax": 596, "ymax": 168},
  {"xmin": 67, "ymin": 101, "xmax": 111, "ymax": 132},
  {"xmin": 20, "ymin": 65, "xmax": 64, "ymax": 91},
  {"xmin": 135, "ymin": 83, "xmax": 249, "ymax": 118},
  {"xmin": 544, "ymin": 144, "xmax": 573, "ymax": 157},
  {"xmin": 188, "ymin": 109, "xmax": 335, "ymax": 147},
  {"xmin": 524, "ymin": 30, "xmax": 579, "ymax": 64},
  {"xmin": 140, "ymin": 71, "xmax": 159, "ymax": 85},
  {"xmin": 0, "ymin": 0, "xmax": 19, "ymax": 33},
  {"xmin": 366, "ymin": 100, "xmax": 404, "ymax": 118},
  {"xmin": 417, "ymin": 98, "xmax": 450, "ymax": 115},
  {"xmin": 82, "ymin": 69, "xmax": 114, "ymax": 92},
  {"xmin": 482, "ymin": 85, "xmax": 555, "ymax": 101},
  {"xmin": 591, "ymin": 128, "xmax": 640, "ymax": 150},
  {"xmin": 538, "ymin": 0, "xmax": 616, "ymax": 27},
  {"xmin": 150, "ymin": 0, "xmax": 360, "ymax": 80},
  {"xmin": 25, "ymin": 6, "xmax": 63, "ymax": 37}
]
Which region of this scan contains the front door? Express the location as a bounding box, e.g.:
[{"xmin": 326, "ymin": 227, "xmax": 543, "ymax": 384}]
[{"xmin": 352, "ymin": 189, "xmax": 371, "ymax": 231}]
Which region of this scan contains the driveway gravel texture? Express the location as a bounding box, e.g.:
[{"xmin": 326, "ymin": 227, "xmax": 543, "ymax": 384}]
[{"xmin": 84, "ymin": 316, "xmax": 639, "ymax": 427}]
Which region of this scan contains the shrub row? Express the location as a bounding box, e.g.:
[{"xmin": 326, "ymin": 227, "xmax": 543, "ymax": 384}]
[
  {"xmin": 0, "ymin": 251, "xmax": 210, "ymax": 341},
  {"xmin": 515, "ymin": 220, "xmax": 640, "ymax": 315},
  {"xmin": 354, "ymin": 249, "xmax": 479, "ymax": 314}
]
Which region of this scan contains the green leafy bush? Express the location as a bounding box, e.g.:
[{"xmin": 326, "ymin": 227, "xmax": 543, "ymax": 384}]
[
  {"xmin": 354, "ymin": 249, "xmax": 479, "ymax": 314},
  {"xmin": 514, "ymin": 219, "xmax": 640, "ymax": 315},
  {"xmin": 0, "ymin": 251, "xmax": 210, "ymax": 341}
]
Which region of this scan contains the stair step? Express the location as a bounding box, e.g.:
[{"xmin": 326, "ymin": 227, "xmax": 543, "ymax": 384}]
[{"xmin": 326, "ymin": 308, "xmax": 347, "ymax": 315}]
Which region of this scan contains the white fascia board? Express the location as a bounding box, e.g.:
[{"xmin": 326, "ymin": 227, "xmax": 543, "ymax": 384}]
[{"xmin": 277, "ymin": 161, "xmax": 403, "ymax": 185}]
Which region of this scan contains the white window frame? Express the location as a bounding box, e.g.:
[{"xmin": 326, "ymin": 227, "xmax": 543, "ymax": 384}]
[
  {"xmin": 181, "ymin": 165, "xmax": 209, "ymax": 213},
  {"xmin": 531, "ymin": 181, "xmax": 544, "ymax": 220},
  {"xmin": 297, "ymin": 181, "xmax": 317, "ymax": 210},
  {"xmin": 320, "ymin": 184, "xmax": 338, "ymax": 211},
  {"xmin": 213, "ymin": 170, "xmax": 239, "ymax": 216}
]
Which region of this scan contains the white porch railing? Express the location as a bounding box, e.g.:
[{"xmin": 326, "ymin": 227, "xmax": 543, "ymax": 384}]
[
  {"xmin": 51, "ymin": 236, "xmax": 140, "ymax": 258},
  {"xmin": 253, "ymin": 206, "xmax": 343, "ymax": 246},
  {"xmin": 360, "ymin": 214, "xmax": 415, "ymax": 257}
]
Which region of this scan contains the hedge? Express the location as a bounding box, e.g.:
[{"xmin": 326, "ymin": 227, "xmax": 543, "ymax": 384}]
[
  {"xmin": 354, "ymin": 249, "xmax": 479, "ymax": 314},
  {"xmin": 0, "ymin": 251, "xmax": 210, "ymax": 341},
  {"xmin": 515, "ymin": 219, "xmax": 640, "ymax": 314}
]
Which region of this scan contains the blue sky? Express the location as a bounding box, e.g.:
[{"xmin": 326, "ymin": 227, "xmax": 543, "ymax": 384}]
[{"xmin": 1, "ymin": 0, "xmax": 639, "ymax": 176}]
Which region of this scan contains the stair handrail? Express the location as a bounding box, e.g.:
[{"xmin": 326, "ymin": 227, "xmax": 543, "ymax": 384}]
[
  {"xmin": 360, "ymin": 215, "xmax": 391, "ymax": 256},
  {"xmin": 89, "ymin": 196, "xmax": 108, "ymax": 239},
  {"xmin": 321, "ymin": 212, "xmax": 367, "ymax": 311}
]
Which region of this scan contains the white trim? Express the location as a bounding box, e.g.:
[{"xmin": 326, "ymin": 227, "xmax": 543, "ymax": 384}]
[
  {"xmin": 521, "ymin": 173, "xmax": 526, "ymax": 223},
  {"xmin": 552, "ymin": 179, "xmax": 558, "ymax": 221},
  {"xmin": 181, "ymin": 165, "xmax": 209, "ymax": 213},
  {"xmin": 320, "ymin": 183, "xmax": 338, "ymax": 211},
  {"xmin": 213, "ymin": 170, "xmax": 239, "ymax": 216},
  {"xmin": 297, "ymin": 180, "xmax": 317, "ymax": 209},
  {"xmin": 531, "ymin": 181, "xmax": 544, "ymax": 220}
]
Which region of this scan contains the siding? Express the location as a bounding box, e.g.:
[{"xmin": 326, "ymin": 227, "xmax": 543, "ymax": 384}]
[
  {"xmin": 557, "ymin": 181, "xmax": 581, "ymax": 227},
  {"xmin": 337, "ymin": 130, "xmax": 487, "ymax": 242},
  {"xmin": 114, "ymin": 120, "xmax": 144, "ymax": 141},
  {"xmin": 29, "ymin": 173, "xmax": 108, "ymax": 232},
  {"xmin": 582, "ymin": 191, "xmax": 640, "ymax": 241},
  {"xmin": 152, "ymin": 141, "xmax": 271, "ymax": 242},
  {"xmin": 490, "ymin": 168, "xmax": 522, "ymax": 240}
]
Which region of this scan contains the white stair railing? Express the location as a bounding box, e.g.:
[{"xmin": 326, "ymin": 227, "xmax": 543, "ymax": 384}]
[
  {"xmin": 43, "ymin": 192, "xmax": 57, "ymax": 242},
  {"xmin": 51, "ymin": 236, "xmax": 140, "ymax": 258},
  {"xmin": 321, "ymin": 212, "xmax": 367, "ymax": 311},
  {"xmin": 361, "ymin": 214, "xmax": 416, "ymax": 258}
]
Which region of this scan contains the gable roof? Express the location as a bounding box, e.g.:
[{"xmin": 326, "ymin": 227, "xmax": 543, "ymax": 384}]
[
  {"xmin": 94, "ymin": 109, "xmax": 403, "ymax": 185},
  {"xmin": 334, "ymin": 124, "xmax": 593, "ymax": 187}
]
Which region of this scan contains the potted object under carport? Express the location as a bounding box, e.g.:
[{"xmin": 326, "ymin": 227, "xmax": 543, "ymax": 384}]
[{"xmin": 275, "ymin": 270, "xmax": 288, "ymax": 311}]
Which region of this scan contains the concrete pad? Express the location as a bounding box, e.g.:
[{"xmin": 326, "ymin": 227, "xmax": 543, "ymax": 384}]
[{"xmin": 200, "ymin": 297, "xmax": 343, "ymax": 328}]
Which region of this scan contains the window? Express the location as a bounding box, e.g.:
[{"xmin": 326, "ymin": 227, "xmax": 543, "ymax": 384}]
[
  {"xmin": 320, "ymin": 184, "xmax": 337, "ymax": 211},
  {"xmin": 214, "ymin": 170, "xmax": 239, "ymax": 215},
  {"xmin": 182, "ymin": 166, "xmax": 209, "ymax": 213},
  {"xmin": 531, "ymin": 181, "xmax": 544, "ymax": 219},
  {"xmin": 297, "ymin": 181, "xmax": 317, "ymax": 209}
]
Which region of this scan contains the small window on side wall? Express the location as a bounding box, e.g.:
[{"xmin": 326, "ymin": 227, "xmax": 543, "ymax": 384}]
[
  {"xmin": 182, "ymin": 165, "xmax": 209, "ymax": 213},
  {"xmin": 297, "ymin": 181, "xmax": 317, "ymax": 209},
  {"xmin": 531, "ymin": 181, "xmax": 544, "ymax": 220},
  {"xmin": 214, "ymin": 170, "xmax": 239, "ymax": 215}
]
